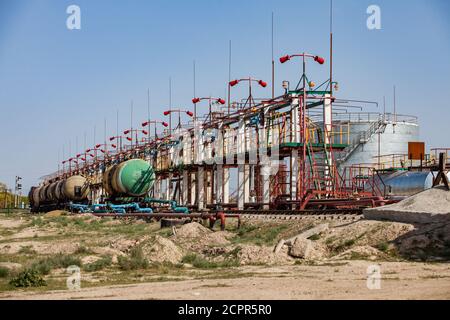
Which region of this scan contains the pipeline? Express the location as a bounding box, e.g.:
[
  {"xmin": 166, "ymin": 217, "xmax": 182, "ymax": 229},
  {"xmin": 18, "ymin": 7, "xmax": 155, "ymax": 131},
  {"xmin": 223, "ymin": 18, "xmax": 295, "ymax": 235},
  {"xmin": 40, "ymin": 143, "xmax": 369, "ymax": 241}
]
[{"xmin": 142, "ymin": 197, "xmax": 189, "ymax": 214}]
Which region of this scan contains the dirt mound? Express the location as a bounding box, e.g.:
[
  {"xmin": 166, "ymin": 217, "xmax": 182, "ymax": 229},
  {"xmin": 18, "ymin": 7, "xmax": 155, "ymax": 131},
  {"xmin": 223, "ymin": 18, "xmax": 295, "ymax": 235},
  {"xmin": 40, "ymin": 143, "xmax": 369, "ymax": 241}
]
[
  {"xmin": 366, "ymin": 222, "xmax": 415, "ymax": 245},
  {"xmin": 322, "ymin": 220, "xmax": 414, "ymax": 249},
  {"xmin": 237, "ymin": 244, "xmax": 292, "ymax": 265},
  {"xmin": 176, "ymin": 222, "xmax": 211, "ymax": 238},
  {"xmin": 365, "ymin": 187, "xmax": 450, "ymax": 223},
  {"xmin": 394, "ymin": 222, "xmax": 450, "ymax": 259},
  {"xmin": 44, "ymin": 210, "xmax": 68, "ymax": 218},
  {"xmin": 203, "ymin": 231, "xmax": 232, "ymax": 245},
  {"xmin": 81, "ymin": 255, "xmax": 102, "ymax": 265},
  {"xmin": 142, "ymin": 235, "xmax": 183, "ymax": 264},
  {"xmin": 331, "ymin": 245, "xmax": 383, "ymax": 260},
  {"xmin": 64, "ymin": 213, "xmax": 101, "ymax": 223},
  {"xmin": 108, "ymin": 236, "xmax": 150, "ymax": 253},
  {"xmin": 385, "ymin": 187, "xmax": 450, "ymax": 214},
  {"xmin": 173, "ymin": 222, "xmax": 232, "ymax": 251}
]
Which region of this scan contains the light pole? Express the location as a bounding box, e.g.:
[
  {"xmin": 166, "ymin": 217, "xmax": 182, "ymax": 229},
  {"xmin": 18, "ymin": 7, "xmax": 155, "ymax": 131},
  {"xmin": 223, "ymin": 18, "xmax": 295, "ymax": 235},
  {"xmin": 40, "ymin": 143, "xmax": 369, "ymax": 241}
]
[
  {"xmin": 280, "ymin": 52, "xmax": 326, "ymax": 200},
  {"xmin": 141, "ymin": 120, "xmax": 169, "ymax": 144},
  {"xmin": 63, "ymin": 157, "xmax": 76, "ymax": 174},
  {"xmin": 85, "ymin": 146, "xmax": 103, "ymax": 168},
  {"xmin": 123, "ymin": 129, "xmax": 148, "ymax": 148},
  {"xmin": 228, "ymin": 77, "xmax": 267, "ymax": 111},
  {"xmin": 163, "ymin": 109, "xmax": 194, "ymax": 135},
  {"xmin": 192, "ymin": 97, "xmax": 226, "ymax": 122},
  {"xmin": 279, "ymin": 53, "xmax": 325, "ymax": 91},
  {"xmin": 109, "ymin": 135, "xmax": 125, "ymax": 153}
]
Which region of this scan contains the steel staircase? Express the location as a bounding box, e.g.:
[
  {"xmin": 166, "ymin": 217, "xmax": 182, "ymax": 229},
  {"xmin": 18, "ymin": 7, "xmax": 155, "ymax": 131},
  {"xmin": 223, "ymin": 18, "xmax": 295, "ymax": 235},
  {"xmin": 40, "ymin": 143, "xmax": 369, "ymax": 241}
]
[{"xmin": 337, "ymin": 119, "xmax": 387, "ymax": 164}]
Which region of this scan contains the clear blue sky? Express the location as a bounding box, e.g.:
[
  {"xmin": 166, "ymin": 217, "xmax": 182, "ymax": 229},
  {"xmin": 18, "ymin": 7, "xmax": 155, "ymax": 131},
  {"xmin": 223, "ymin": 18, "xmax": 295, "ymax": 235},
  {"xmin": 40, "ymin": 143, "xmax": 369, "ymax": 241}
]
[{"xmin": 0, "ymin": 0, "xmax": 449, "ymax": 192}]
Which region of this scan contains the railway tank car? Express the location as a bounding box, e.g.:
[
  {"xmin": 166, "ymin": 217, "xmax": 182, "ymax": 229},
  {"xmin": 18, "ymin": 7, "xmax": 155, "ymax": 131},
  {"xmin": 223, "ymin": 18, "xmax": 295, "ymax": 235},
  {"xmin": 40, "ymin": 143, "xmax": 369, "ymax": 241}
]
[
  {"xmin": 29, "ymin": 175, "xmax": 90, "ymax": 212},
  {"xmin": 103, "ymin": 159, "xmax": 155, "ymax": 198}
]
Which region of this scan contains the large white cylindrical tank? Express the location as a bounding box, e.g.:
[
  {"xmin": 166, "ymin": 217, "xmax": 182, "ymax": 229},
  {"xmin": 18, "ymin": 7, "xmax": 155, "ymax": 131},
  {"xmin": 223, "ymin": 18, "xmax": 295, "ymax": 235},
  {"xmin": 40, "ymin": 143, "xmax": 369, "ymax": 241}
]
[{"xmin": 330, "ymin": 114, "xmax": 420, "ymax": 171}]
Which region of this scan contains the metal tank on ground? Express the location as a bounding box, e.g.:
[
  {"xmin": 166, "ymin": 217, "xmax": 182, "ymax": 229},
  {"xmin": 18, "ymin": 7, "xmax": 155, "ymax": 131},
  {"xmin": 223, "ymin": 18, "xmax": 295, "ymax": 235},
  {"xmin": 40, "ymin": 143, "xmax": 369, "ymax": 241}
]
[
  {"xmin": 325, "ymin": 112, "xmax": 420, "ymax": 171},
  {"xmin": 364, "ymin": 171, "xmax": 450, "ymax": 197}
]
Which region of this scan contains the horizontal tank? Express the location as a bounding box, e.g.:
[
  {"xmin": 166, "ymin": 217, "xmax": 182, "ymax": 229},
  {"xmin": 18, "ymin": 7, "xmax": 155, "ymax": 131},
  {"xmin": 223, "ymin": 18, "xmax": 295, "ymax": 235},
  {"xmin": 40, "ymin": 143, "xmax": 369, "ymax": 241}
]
[
  {"xmin": 29, "ymin": 175, "xmax": 89, "ymax": 210},
  {"xmin": 46, "ymin": 182, "xmax": 57, "ymax": 202},
  {"xmin": 62, "ymin": 175, "xmax": 89, "ymax": 201},
  {"xmin": 29, "ymin": 186, "xmax": 39, "ymax": 208},
  {"xmin": 54, "ymin": 180, "xmax": 65, "ymax": 201},
  {"xmin": 365, "ymin": 171, "xmax": 450, "ymax": 197},
  {"xmin": 39, "ymin": 185, "xmax": 49, "ymax": 203},
  {"xmin": 103, "ymin": 159, "xmax": 155, "ymax": 197}
]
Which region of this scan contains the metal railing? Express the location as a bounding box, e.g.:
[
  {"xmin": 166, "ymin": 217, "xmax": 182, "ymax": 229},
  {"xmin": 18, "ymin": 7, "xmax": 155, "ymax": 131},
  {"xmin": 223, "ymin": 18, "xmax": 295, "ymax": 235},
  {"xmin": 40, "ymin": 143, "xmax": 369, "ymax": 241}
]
[
  {"xmin": 337, "ymin": 119, "xmax": 386, "ymax": 163},
  {"xmin": 332, "ymin": 111, "xmax": 418, "ymax": 124}
]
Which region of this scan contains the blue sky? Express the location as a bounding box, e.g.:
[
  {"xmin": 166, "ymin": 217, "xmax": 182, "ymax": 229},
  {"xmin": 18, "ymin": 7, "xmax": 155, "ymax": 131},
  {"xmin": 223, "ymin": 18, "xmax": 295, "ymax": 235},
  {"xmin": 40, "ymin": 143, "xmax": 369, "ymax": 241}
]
[{"xmin": 0, "ymin": 0, "xmax": 449, "ymax": 192}]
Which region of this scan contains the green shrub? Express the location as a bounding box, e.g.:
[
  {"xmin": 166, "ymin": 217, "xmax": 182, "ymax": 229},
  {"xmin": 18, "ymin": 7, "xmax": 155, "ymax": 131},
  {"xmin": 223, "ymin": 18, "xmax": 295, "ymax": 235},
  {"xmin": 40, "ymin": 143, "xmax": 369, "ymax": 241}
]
[
  {"xmin": 9, "ymin": 269, "xmax": 46, "ymax": 288},
  {"xmin": 0, "ymin": 266, "xmax": 9, "ymax": 278},
  {"xmin": 334, "ymin": 238, "xmax": 357, "ymax": 252},
  {"xmin": 31, "ymin": 253, "xmax": 81, "ymax": 275},
  {"xmin": 377, "ymin": 242, "xmax": 389, "ymax": 252},
  {"xmin": 29, "ymin": 217, "xmax": 45, "ymax": 227},
  {"xmin": 233, "ymin": 224, "xmax": 288, "ymax": 245},
  {"xmin": 18, "ymin": 245, "xmax": 37, "ymax": 255},
  {"xmin": 118, "ymin": 247, "xmax": 148, "ymax": 270},
  {"xmin": 31, "ymin": 260, "xmax": 52, "ymax": 275},
  {"xmin": 83, "ymin": 256, "xmax": 112, "ymax": 272},
  {"xmin": 309, "ymin": 234, "xmax": 321, "ymax": 241},
  {"xmin": 181, "ymin": 253, "xmax": 239, "ymax": 269},
  {"xmin": 73, "ymin": 219, "xmax": 87, "ymax": 227},
  {"xmin": 74, "ymin": 245, "xmax": 93, "ymax": 255},
  {"xmin": 53, "ymin": 216, "xmax": 69, "ymax": 226}
]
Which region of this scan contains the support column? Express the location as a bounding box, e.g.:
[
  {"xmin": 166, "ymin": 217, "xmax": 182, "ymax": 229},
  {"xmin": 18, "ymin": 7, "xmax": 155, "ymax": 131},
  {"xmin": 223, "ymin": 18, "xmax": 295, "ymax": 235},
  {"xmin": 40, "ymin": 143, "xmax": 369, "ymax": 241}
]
[
  {"xmin": 237, "ymin": 119, "xmax": 246, "ymax": 210},
  {"xmin": 291, "ymin": 95, "xmax": 300, "ymax": 143},
  {"xmin": 291, "ymin": 150, "xmax": 299, "ymax": 201},
  {"xmin": 238, "ymin": 164, "xmax": 245, "ymax": 210},
  {"xmin": 323, "ymin": 94, "xmax": 333, "ymax": 192},
  {"xmin": 182, "ymin": 171, "xmax": 189, "ymax": 205},
  {"xmin": 190, "ymin": 172, "xmax": 196, "ymax": 205},
  {"xmin": 206, "ymin": 170, "xmax": 212, "ymax": 206},
  {"xmin": 167, "ymin": 178, "xmax": 171, "ymax": 201},
  {"xmin": 262, "ymin": 164, "xmax": 271, "ymax": 210},
  {"xmin": 216, "ymin": 164, "xmax": 223, "ymax": 204},
  {"xmin": 244, "ymin": 165, "xmax": 250, "ymax": 204},
  {"xmin": 154, "ymin": 177, "xmax": 161, "ymax": 199},
  {"xmin": 223, "ymin": 167, "xmax": 229, "ymax": 204},
  {"xmin": 197, "ymin": 167, "xmax": 204, "ymax": 210}
]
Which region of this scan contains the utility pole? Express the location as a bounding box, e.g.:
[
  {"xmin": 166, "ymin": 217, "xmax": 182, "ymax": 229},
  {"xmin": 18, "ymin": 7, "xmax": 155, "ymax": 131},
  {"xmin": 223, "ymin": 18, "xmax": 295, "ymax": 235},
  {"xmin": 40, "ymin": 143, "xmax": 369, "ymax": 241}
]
[{"xmin": 15, "ymin": 176, "xmax": 22, "ymax": 208}]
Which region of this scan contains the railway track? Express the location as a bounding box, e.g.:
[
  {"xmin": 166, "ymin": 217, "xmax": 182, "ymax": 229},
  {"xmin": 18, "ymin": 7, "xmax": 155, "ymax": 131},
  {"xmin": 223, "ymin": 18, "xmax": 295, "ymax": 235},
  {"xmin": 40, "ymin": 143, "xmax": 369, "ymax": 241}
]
[
  {"xmin": 66, "ymin": 209, "xmax": 364, "ymax": 224},
  {"xmin": 222, "ymin": 209, "xmax": 364, "ymax": 221}
]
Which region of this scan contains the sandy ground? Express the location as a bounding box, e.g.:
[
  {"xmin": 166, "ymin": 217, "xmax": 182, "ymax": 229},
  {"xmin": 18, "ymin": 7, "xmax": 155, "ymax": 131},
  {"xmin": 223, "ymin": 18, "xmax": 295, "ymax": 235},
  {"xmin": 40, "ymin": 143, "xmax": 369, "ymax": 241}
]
[
  {"xmin": 1, "ymin": 212, "xmax": 450, "ymax": 300},
  {"xmin": 1, "ymin": 261, "xmax": 449, "ymax": 300}
]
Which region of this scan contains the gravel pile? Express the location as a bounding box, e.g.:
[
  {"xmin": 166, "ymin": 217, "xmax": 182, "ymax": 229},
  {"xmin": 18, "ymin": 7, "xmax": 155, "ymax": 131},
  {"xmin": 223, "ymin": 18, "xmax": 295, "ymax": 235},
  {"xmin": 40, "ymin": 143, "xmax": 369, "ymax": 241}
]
[{"xmin": 364, "ymin": 186, "xmax": 450, "ymax": 223}]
